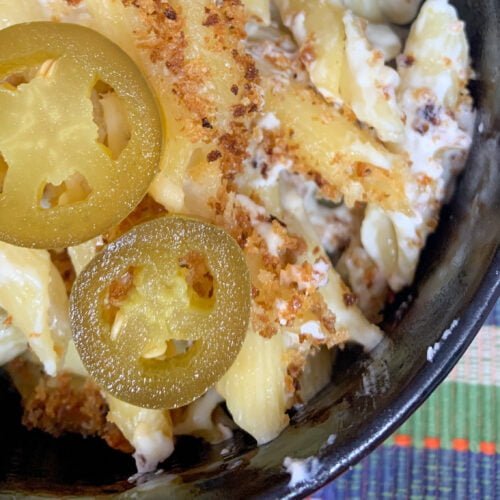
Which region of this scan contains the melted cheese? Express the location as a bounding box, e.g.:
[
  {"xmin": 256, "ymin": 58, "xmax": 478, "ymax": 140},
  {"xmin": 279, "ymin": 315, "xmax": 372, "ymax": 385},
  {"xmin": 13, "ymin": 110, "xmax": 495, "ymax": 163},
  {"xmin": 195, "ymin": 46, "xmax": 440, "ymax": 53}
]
[
  {"xmin": 0, "ymin": 242, "xmax": 70, "ymax": 375},
  {"xmin": 106, "ymin": 394, "xmax": 174, "ymax": 474}
]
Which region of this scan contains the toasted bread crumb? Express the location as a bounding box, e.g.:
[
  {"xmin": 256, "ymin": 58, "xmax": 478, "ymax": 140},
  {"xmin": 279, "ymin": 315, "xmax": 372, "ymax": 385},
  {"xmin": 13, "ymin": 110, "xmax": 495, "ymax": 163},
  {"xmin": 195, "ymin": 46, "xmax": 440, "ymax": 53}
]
[{"xmin": 6, "ymin": 358, "xmax": 133, "ymax": 454}]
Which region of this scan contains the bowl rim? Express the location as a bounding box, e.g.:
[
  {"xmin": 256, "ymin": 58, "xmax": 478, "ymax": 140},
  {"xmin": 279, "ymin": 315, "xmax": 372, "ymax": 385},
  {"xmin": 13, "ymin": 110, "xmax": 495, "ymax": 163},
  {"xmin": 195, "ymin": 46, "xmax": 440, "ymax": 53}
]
[{"xmin": 287, "ymin": 249, "xmax": 500, "ymax": 499}]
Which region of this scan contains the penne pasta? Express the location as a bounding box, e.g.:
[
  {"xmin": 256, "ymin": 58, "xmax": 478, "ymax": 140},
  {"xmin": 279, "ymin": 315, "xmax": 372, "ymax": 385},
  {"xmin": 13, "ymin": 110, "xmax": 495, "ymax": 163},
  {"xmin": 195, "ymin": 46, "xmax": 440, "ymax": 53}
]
[
  {"xmin": 264, "ymin": 81, "xmax": 409, "ymax": 211},
  {"xmin": 217, "ymin": 326, "xmax": 290, "ymax": 444},
  {"xmin": 0, "ymin": 0, "xmax": 475, "ymax": 472},
  {"xmin": 0, "ymin": 242, "xmax": 70, "ymax": 376}
]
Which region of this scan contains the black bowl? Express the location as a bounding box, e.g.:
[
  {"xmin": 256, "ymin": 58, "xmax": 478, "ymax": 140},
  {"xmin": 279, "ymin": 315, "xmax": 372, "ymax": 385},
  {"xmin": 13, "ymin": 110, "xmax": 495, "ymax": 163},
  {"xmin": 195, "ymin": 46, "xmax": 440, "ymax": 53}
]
[{"xmin": 1, "ymin": 1, "xmax": 499, "ymax": 498}]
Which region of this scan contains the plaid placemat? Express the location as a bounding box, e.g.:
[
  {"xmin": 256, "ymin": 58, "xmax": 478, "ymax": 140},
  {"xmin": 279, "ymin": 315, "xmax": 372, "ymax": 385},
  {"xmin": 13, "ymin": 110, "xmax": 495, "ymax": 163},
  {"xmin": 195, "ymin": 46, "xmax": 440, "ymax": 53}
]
[{"xmin": 316, "ymin": 300, "xmax": 499, "ymax": 499}]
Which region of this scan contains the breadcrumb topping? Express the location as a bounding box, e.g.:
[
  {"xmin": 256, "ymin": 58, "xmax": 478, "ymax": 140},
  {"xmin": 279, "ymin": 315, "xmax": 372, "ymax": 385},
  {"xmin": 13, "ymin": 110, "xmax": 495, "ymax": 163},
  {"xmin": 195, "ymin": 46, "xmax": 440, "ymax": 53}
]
[
  {"xmin": 6, "ymin": 357, "xmax": 132, "ymax": 454},
  {"xmin": 0, "ymin": 0, "xmax": 474, "ymax": 467}
]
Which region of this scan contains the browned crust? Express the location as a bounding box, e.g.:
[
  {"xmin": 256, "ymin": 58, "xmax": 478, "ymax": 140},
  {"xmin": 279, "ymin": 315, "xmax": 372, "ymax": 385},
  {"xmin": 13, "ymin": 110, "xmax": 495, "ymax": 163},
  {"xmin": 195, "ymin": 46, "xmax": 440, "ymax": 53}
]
[
  {"xmin": 49, "ymin": 249, "xmax": 75, "ymax": 295},
  {"xmin": 104, "ymin": 194, "xmax": 166, "ymax": 243},
  {"xmin": 209, "ymin": 189, "xmax": 343, "ymax": 347},
  {"xmin": 6, "ymin": 358, "xmax": 133, "ymax": 454},
  {"xmin": 122, "ymin": 0, "xmax": 260, "ymax": 181}
]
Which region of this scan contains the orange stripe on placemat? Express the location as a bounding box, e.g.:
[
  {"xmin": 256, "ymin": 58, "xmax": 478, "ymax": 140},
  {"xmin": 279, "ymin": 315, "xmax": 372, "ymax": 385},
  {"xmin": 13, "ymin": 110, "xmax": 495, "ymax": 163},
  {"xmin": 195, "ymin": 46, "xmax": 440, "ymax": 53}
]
[
  {"xmin": 479, "ymin": 442, "xmax": 496, "ymax": 455},
  {"xmin": 394, "ymin": 434, "xmax": 412, "ymax": 447},
  {"xmin": 452, "ymin": 438, "xmax": 469, "ymax": 452},
  {"xmin": 424, "ymin": 437, "xmax": 441, "ymax": 449}
]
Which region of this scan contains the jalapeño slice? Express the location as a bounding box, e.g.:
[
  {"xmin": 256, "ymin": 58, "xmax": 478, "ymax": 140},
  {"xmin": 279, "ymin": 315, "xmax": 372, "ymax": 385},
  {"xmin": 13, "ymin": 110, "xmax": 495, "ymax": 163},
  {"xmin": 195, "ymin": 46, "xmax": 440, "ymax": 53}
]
[
  {"xmin": 70, "ymin": 216, "xmax": 251, "ymax": 409},
  {"xmin": 0, "ymin": 22, "xmax": 162, "ymax": 248}
]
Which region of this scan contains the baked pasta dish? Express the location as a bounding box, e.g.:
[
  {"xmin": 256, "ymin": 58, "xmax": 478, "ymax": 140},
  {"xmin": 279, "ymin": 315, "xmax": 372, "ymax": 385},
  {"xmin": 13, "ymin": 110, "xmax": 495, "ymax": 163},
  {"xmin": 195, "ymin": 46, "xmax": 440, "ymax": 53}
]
[{"xmin": 0, "ymin": 0, "xmax": 474, "ymax": 473}]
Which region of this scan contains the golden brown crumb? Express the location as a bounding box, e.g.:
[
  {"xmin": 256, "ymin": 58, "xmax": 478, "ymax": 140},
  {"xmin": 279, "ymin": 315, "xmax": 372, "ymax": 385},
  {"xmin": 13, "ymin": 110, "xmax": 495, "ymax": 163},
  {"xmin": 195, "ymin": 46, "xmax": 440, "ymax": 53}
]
[
  {"xmin": 108, "ymin": 268, "xmax": 135, "ymax": 307},
  {"xmin": 123, "ymin": 0, "xmax": 260, "ymax": 187},
  {"xmin": 6, "ymin": 358, "xmax": 133, "ymax": 454},
  {"xmin": 179, "ymin": 250, "xmax": 214, "ymax": 299},
  {"xmin": 210, "ymin": 192, "xmax": 345, "ymax": 350},
  {"xmin": 203, "ymin": 12, "xmax": 220, "ymax": 26},
  {"xmin": 201, "ymin": 117, "xmax": 213, "ymax": 129},
  {"xmin": 104, "ymin": 194, "xmax": 166, "ymax": 243},
  {"xmin": 164, "ymin": 5, "xmax": 177, "ymax": 20},
  {"xmin": 207, "ymin": 150, "xmax": 222, "ymax": 162},
  {"xmin": 343, "ymin": 292, "xmax": 358, "ymax": 307},
  {"xmin": 299, "ymin": 42, "xmax": 316, "ymax": 65},
  {"xmin": 232, "ymin": 104, "xmax": 246, "ymax": 117},
  {"xmin": 49, "ymin": 249, "xmax": 76, "ymax": 295}
]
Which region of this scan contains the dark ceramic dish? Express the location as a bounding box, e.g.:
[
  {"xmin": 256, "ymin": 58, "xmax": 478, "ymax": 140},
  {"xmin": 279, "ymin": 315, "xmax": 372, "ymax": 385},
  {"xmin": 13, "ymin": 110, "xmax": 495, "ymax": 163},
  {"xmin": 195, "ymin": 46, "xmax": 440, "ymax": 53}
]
[{"xmin": 1, "ymin": 1, "xmax": 499, "ymax": 498}]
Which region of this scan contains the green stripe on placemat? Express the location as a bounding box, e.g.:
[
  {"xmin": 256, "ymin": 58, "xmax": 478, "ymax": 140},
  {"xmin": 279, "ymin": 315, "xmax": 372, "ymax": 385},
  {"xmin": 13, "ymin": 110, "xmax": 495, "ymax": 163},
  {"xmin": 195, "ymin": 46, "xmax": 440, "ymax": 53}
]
[
  {"xmin": 393, "ymin": 325, "xmax": 500, "ymax": 452},
  {"xmin": 395, "ymin": 382, "xmax": 499, "ymax": 451}
]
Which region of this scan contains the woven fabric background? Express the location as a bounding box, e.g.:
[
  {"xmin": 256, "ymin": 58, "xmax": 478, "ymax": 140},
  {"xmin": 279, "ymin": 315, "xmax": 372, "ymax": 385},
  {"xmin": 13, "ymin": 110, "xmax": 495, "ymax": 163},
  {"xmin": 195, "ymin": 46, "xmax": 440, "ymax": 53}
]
[{"xmin": 316, "ymin": 300, "xmax": 499, "ymax": 499}]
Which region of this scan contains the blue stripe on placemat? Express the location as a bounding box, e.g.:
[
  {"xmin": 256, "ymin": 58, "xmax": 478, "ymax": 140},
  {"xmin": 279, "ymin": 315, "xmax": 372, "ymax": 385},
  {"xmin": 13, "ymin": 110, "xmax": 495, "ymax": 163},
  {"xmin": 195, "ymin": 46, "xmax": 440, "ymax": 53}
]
[
  {"xmin": 439, "ymin": 448, "xmax": 454, "ymax": 498},
  {"xmin": 453, "ymin": 448, "xmax": 468, "ymax": 498},
  {"xmin": 316, "ymin": 447, "xmax": 498, "ymax": 499},
  {"xmin": 395, "ymin": 444, "xmax": 411, "ymax": 496},
  {"xmin": 423, "ymin": 448, "xmax": 439, "ymax": 498},
  {"xmin": 409, "ymin": 445, "xmax": 424, "ymax": 498}
]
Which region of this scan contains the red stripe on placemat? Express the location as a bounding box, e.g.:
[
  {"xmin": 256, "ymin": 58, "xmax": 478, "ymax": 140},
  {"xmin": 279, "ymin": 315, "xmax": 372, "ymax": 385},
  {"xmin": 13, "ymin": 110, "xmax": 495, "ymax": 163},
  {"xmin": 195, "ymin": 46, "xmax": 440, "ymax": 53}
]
[
  {"xmin": 479, "ymin": 442, "xmax": 496, "ymax": 455},
  {"xmin": 394, "ymin": 434, "xmax": 412, "ymax": 447},
  {"xmin": 424, "ymin": 437, "xmax": 441, "ymax": 449},
  {"xmin": 452, "ymin": 438, "xmax": 469, "ymax": 452},
  {"xmin": 393, "ymin": 436, "xmax": 497, "ymax": 454}
]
